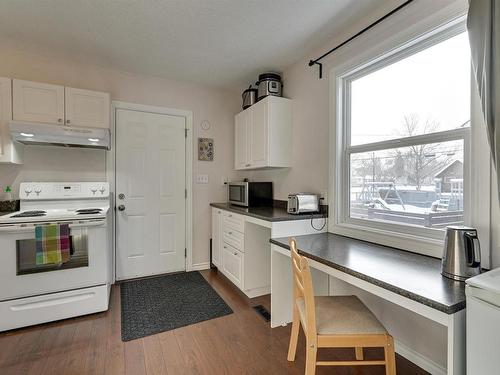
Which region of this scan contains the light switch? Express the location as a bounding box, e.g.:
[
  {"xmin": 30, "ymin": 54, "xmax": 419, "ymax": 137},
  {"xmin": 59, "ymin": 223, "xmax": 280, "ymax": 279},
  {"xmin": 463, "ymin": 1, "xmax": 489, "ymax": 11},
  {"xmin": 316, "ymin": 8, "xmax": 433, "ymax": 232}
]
[{"xmin": 196, "ymin": 174, "xmax": 209, "ymax": 184}]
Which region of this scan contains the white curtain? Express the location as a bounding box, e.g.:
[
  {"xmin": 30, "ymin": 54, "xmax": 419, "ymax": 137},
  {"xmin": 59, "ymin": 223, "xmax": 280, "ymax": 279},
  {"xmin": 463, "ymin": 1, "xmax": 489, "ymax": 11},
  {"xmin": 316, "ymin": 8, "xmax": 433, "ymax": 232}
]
[{"xmin": 467, "ymin": 0, "xmax": 500, "ymax": 197}]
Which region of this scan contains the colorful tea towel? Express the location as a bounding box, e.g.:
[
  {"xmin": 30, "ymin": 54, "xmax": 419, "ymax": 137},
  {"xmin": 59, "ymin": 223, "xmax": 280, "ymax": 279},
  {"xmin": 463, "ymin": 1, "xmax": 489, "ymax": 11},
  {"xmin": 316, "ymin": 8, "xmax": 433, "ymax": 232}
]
[{"xmin": 35, "ymin": 224, "xmax": 70, "ymax": 265}]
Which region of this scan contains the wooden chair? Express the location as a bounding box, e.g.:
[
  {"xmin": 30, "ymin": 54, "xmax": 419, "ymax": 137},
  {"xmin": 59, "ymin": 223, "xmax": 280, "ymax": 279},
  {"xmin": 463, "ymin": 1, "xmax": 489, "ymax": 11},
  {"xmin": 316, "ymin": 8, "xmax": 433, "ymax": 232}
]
[{"xmin": 287, "ymin": 238, "xmax": 396, "ymax": 375}]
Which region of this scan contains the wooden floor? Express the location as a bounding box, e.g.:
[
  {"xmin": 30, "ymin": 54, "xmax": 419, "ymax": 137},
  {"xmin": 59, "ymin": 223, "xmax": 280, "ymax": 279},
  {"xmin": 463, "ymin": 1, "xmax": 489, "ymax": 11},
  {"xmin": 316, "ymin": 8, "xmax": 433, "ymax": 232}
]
[{"xmin": 0, "ymin": 269, "xmax": 428, "ymax": 374}]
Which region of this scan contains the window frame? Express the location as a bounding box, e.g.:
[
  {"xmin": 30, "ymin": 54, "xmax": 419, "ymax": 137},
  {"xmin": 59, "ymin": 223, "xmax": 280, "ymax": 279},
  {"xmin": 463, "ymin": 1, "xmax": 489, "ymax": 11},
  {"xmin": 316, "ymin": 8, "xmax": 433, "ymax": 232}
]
[{"xmin": 330, "ymin": 18, "xmax": 480, "ymax": 258}]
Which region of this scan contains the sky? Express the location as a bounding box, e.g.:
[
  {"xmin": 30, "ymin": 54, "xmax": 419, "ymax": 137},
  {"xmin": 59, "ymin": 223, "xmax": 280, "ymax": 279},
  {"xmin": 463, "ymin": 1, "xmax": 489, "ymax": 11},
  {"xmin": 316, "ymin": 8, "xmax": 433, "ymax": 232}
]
[{"xmin": 350, "ymin": 32, "xmax": 471, "ymax": 146}]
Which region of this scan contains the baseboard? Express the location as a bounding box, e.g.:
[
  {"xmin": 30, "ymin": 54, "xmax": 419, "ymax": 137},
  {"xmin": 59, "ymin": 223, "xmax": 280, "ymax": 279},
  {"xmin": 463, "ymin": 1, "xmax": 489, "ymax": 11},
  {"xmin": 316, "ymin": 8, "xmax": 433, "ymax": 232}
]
[
  {"xmin": 395, "ymin": 340, "xmax": 446, "ymax": 375},
  {"xmin": 244, "ymin": 285, "xmax": 271, "ymax": 299},
  {"xmin": 189, "ymin": 262, "xmax": 211, "ymax": 271}
]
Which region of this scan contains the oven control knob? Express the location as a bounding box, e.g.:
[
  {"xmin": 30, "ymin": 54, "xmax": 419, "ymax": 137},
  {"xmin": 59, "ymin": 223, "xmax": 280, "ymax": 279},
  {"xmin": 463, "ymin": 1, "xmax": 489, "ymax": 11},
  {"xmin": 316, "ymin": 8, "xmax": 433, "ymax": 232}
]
[
  {"xmin": 99, "ymin": 186, "xmax": 106, "ymax": 194},
  {"xmin": 91, "ymin": 188, "xmax": 97, "ymax": 195},
  {"xmin": 24, "ymin": 187, "xmax": 32, "ymax": 196},
  {"xmin": 34, "ymin": 186, "xmax": 42, "ymax": 196}
]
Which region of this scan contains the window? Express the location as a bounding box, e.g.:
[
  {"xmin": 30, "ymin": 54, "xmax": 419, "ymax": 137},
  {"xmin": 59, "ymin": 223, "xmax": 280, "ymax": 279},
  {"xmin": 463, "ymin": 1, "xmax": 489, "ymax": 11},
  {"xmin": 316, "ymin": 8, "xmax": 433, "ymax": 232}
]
[{"xmin": 334, "ymin": 23, "xmax": 474, "ymax": 252}]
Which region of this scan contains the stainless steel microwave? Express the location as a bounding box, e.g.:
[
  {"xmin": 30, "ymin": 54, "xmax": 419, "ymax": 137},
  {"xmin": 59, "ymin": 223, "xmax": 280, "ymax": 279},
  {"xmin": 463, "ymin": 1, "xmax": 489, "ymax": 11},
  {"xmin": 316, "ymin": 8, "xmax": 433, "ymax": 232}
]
[{"xmin": 228, "ymin": 182, "xmax": 273, "ymax": 207}]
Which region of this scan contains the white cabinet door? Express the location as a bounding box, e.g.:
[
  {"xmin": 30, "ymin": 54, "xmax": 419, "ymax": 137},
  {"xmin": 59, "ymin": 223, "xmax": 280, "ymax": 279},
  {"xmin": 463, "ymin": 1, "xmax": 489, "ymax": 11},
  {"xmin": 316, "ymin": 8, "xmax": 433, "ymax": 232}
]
[
  {"xmin": 211, "ymin": 208, "xmax": 222, "ymax": 267},
  {"xmin": 65, "ymin": 87, "xmax": 110, "ymax": 128},
  {"xmin": 234, "ymin": 110, "xmax": 250, "ymax": 169},
  {"xmin": 234, "ymin": 96, "xmax": 291, "ymax": 171},
  {"xmin": 13, "ymin": 80, "xmax": 64, "ymax": 124},
  {"xmin": 249, "ymin": 99, "xmax": 268, "ymax": 168},
  {"xmin": 222, "ymin": 244, "xmax": 243, "ymax": 288}
]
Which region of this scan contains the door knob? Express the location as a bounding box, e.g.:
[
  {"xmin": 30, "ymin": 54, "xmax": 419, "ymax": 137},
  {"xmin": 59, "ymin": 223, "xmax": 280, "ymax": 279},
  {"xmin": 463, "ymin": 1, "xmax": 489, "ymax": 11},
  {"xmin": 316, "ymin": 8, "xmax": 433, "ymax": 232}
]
[
  {"xmin": 118, "ymin": 205, "xmax": 126, "ymax": 211},
  {"xmin": 118, "ymin": 193, "xmax": 125, "ymax": 200}
]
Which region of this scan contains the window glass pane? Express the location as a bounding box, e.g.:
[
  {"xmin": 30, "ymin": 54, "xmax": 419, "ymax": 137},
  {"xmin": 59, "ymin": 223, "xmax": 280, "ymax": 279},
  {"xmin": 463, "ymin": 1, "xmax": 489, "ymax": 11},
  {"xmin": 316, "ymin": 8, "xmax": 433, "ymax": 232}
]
[
  {"xmin": 350, "ymin": 32, "xmax": 471, "ymax": 146},
  {"xmin": 350, "ymin": 140, "xmax": 464, "ymax": 228}
]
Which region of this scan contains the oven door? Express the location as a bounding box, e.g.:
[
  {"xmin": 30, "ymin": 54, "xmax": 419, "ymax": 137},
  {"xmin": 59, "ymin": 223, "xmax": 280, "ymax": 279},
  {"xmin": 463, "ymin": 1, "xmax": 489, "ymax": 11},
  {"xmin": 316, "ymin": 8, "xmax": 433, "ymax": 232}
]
[
  {"xmin": 0, "ymin": 220, "xmax": 109, "ymax": 301},
  {"xmin": 228, "ymin": 183, "xmax": 248, "ymax": 206}
]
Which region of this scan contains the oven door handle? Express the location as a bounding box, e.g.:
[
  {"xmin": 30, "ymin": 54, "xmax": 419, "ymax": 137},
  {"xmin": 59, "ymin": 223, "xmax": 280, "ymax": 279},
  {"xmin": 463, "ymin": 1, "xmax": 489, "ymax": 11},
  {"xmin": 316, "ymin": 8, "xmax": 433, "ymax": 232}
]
[
  {"xmin": 69, "ymin": 221, "xmax": 106, "ymax": 229},
  {"xmin": 0, "ymin": 220, "xmax": 106, "ymax": 233}
]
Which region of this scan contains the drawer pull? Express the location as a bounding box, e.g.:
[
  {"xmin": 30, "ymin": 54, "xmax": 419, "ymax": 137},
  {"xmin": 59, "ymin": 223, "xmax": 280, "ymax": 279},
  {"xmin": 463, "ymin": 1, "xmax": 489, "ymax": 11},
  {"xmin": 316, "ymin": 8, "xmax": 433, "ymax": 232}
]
[
  {"xmin": 234, "ymin": 252, "xmax": 238, "ymax": 256},
  {"xmin": 228, "ymin": 231, "xmax": 233, "ymax": 235},
  {"xmin": 224, "ymin": 246, "xmax": 227, "ymax": 249}
]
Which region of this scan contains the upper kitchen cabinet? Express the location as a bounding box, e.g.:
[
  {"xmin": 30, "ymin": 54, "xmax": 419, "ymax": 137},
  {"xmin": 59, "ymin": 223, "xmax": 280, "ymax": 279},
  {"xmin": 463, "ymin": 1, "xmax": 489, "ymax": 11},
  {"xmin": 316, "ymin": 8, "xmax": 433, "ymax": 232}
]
[
  {"xmin": 235, "ymin": 109, "xmax": 250, "ymax": 169},
  {"xmin": 65, "ymin": 87, "xmax": 110, "ymax": 129},
  {"xmin": 13, "ymin": 79, "xmax": 65, "ymax": 124},
  {"xmin": 0, "ymin": 78, "xmax": 22, "ymax": 164},
  {"xmin": 234, "ymin": 96, "xmax": 291, "ymax": 170},
  {"xmin": 12, "ymin": 79, "xmax": 110, "ymax": 129}
]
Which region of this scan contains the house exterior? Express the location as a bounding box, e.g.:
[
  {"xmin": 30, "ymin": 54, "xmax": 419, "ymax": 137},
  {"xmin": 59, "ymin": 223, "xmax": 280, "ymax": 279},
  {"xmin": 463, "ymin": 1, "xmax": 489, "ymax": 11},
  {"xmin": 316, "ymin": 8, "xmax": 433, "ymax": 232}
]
[{"xmin": 434, "ymin": 160, "xmax": 463, "ymax": 193}]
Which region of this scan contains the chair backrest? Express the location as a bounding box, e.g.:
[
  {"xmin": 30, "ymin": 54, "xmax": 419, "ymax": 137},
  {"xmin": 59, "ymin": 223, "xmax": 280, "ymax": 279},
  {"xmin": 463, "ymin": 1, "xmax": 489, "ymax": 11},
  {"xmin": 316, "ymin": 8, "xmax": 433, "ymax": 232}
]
[{"xmin": 290, "ymin": 238, "xmax": 317, "ymax": 338}]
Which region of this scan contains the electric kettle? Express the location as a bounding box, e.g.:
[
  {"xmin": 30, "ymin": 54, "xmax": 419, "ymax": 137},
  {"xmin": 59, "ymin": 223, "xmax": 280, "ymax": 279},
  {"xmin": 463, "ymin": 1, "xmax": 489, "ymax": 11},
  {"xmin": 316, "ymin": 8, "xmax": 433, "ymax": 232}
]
[{"xmin": 441, "ymin": 226, "xmax": 481, "ymax": 281}]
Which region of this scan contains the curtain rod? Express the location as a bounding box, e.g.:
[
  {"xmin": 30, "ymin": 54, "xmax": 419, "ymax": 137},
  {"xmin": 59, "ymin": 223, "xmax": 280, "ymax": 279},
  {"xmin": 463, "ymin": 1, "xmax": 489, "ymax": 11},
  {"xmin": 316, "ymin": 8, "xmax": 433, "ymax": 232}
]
[{"xmin": 308, "ymin": 0, "xmax": 415, "ymax": 79}]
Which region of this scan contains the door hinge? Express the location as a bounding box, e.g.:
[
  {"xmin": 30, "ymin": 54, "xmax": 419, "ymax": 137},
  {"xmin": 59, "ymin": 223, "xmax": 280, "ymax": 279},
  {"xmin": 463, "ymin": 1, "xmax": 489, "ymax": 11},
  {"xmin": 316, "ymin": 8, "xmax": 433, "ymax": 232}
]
[
  {"xmin": 185, "ymin": 248, "xmax": 187, "ymax": 258},
  {"xmin": 185, "ymin": 128, "xmax": 188, "ymax": 138}
]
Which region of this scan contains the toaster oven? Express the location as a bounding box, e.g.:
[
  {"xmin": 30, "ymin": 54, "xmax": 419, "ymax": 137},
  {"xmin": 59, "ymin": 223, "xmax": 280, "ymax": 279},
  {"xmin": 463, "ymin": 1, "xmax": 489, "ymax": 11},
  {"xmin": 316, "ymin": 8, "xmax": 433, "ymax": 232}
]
[{"xmin": 287, "ymin": 193, "xmax": 320, "ymax": 214}]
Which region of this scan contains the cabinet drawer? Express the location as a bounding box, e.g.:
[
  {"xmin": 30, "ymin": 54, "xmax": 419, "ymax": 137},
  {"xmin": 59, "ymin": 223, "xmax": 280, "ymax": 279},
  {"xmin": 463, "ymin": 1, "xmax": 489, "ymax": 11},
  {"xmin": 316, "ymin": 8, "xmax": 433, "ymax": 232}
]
[
  {"xmin": 223, "ymin": 227, "xmax": 244, "ymax": 252},
  {"xmin": 222, "ymin": 244, "xmax": 243, "ymax": 288},
  {"xmin": 222, "ymin": 211, "xmax": 244, "ymax": 233}
]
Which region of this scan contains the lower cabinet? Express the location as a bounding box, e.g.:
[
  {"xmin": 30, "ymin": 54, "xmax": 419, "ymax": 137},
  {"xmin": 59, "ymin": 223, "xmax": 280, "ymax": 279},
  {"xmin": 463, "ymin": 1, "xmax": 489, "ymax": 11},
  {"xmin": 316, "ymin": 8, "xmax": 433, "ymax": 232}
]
[
  {"xmin": 214, "ymin": 208, "xmax": 245, "ymax": 291},
  {"xmin": 211, "ymin": 207, "xmax": 271, "ymax": 298},
  {"xmin": 222, "ymin": 243, "xmax": 243, "ymax": 289},
  {"xmin": 211, "ymin": 206, "xmax": 323, "ymax": 299},
  {"xmin": 211, "ymin": 209, "xmax": 222, "ymax": 267}
]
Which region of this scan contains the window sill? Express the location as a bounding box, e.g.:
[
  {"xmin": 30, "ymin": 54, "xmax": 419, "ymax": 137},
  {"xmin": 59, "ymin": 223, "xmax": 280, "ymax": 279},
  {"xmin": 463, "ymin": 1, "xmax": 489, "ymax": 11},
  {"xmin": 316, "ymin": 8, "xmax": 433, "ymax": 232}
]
[{"xmin": 330, "ymin": 221, "xmax": 444, "ymax": 258}]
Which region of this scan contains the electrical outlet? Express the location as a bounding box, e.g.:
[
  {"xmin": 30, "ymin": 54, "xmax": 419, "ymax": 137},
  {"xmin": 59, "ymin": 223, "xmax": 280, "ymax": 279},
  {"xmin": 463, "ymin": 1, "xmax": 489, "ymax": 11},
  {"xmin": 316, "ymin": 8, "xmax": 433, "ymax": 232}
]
[
  {"xmin": 196, "ymin": 174, "xmax": 209, "ymax": 184},
  {"xmin": 320, "ymin": 190, "xmax": 328, "ymax": 202}
]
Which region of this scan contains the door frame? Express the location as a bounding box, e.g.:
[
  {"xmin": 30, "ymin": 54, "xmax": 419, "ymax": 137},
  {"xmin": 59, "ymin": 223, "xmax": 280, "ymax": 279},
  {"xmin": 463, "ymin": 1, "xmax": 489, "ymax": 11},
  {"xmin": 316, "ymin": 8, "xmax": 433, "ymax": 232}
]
[{"xmin": 108, "ymin": 101, "xmax": 194, "ymax": 282}]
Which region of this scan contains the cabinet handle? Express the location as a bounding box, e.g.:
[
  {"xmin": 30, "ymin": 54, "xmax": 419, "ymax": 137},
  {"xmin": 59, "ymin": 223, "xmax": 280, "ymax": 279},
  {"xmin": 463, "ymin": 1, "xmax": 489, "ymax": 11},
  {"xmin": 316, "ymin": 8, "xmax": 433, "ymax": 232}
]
[
  {"xmin": 245, "ymin": 164, "xmax": 251, "ymax": 167},
  {"xmin": 228, "ymin": 231, "xmax": 233, "ymax": 235},
  {"xmin": 66, "ymin": 119, "xmax": 71, "ymax": 125},
  {"xmin": 58, "ymin": 118, "xmax": 63, "ymax": 123},
  {"xmin": 234, "ymin": 252, "xmax": 238, "ymax": 256},
  {"xmin": 228, "ymin": 214, "xmax": 232, "ymax": 217},
  {"xmin": 224, "ymin": 246, "xmax": 227, "ymax": 249}
]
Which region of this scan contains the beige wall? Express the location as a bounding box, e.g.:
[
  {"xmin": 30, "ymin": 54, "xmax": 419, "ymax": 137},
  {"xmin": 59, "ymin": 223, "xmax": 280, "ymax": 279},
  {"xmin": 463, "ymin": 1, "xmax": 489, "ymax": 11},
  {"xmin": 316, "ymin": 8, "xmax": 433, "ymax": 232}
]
[{"xmin": 0, "ymin": 44, "xmax": 240, "ymax": 267}]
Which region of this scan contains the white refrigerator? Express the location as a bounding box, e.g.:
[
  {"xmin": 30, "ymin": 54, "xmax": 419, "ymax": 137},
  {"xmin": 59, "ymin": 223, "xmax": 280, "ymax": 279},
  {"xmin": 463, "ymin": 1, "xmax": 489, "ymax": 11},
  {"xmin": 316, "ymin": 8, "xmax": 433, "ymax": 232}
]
[{"xmin": 466, "ymin": 267, "xmax": 500, "ymax": 374}]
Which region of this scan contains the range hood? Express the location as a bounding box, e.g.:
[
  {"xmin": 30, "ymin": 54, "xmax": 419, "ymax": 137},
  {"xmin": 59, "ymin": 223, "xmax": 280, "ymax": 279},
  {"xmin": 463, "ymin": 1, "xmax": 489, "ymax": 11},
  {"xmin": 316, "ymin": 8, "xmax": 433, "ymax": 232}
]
[{"xmin": 9, "ymin": 121, "xmax": 110, "ymax": 150}]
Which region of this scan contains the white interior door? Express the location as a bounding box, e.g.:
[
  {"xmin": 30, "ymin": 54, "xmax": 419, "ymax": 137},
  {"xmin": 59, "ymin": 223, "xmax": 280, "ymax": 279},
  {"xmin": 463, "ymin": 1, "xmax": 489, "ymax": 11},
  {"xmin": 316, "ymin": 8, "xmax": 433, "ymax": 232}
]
[{"xmin": 115, "ymin": 109, "xmax": 186, "ymax": 280}]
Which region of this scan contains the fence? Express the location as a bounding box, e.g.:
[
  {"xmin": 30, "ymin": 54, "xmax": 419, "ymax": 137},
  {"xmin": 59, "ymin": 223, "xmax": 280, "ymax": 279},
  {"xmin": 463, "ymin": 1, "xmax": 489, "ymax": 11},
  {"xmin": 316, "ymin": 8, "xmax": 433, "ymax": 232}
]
[{"xmin": 350, "ymin": 207, "xmax": 464, "ymax": 228}]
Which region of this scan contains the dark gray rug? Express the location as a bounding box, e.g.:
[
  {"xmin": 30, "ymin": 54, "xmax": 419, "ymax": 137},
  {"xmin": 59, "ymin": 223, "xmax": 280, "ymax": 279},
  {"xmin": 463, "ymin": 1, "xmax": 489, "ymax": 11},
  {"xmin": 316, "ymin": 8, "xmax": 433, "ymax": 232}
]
[{"xmin": 120, "ymin": 271, "xmax": 233, "ymax": 341}]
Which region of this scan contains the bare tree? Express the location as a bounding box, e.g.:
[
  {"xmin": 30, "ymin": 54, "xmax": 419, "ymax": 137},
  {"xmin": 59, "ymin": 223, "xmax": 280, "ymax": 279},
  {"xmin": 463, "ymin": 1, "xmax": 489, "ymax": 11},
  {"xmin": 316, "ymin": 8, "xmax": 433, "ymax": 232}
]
[{"xmin": 397, "ymin": 114, "xmax": 450, "ymax": 190}]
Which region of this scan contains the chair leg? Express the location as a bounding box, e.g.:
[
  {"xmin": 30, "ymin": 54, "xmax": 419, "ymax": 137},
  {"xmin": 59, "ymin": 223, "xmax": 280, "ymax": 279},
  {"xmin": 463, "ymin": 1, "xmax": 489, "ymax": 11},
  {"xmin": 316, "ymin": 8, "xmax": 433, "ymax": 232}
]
[
  {"xmin": 287, "ymin": 307, "xmax": 300, "ymax": 361},
  {"xmin": 305, "ymin": 342, "xmax": 317, "ymax": 375},
  {"xmin": 384, "ymin": 335, "xmax": 396, "ymax": 375},
  {"xmin": 355, "ymin": 347, "xmax": 364, "ymax": 360}
]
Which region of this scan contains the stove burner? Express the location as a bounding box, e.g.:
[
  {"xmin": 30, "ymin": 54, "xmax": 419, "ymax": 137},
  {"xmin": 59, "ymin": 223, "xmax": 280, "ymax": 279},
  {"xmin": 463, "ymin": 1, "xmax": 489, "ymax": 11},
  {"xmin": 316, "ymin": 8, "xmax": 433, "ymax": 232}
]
[
  {"xmin": 76, "ymin": 208, "xmax": 103, "ymax": 215},
  {"xmin": 11, "ymin": 210, "xmax": 47, "ymax": 218}
]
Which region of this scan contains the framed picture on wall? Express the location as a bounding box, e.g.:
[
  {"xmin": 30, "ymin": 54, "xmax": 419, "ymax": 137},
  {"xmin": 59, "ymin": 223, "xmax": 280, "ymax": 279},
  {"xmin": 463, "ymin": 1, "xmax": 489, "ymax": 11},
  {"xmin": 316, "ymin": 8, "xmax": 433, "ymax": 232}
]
[{"xmin": 198, "ymin": 138, "xmax": 214, "ymax": 161}]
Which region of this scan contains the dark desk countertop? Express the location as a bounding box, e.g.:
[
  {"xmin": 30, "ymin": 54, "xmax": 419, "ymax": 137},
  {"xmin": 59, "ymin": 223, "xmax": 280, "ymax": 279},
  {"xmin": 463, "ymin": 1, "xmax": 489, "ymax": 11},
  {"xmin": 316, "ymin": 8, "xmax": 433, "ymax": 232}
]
[
  {"xmin": 210, "ymin": 203, "xmax": 328, "ymax": 222},
  {"xmin": 270, "ymin": 233, "xmax": 465, "ymax": 314}
]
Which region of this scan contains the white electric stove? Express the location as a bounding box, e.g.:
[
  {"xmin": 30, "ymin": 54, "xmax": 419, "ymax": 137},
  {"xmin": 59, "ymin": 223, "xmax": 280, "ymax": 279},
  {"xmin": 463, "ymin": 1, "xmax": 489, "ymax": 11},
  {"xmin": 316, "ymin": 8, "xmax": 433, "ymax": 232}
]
[{"xmin": 0, "ymin": 182, "xmax": 112, "ymax": 331}]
